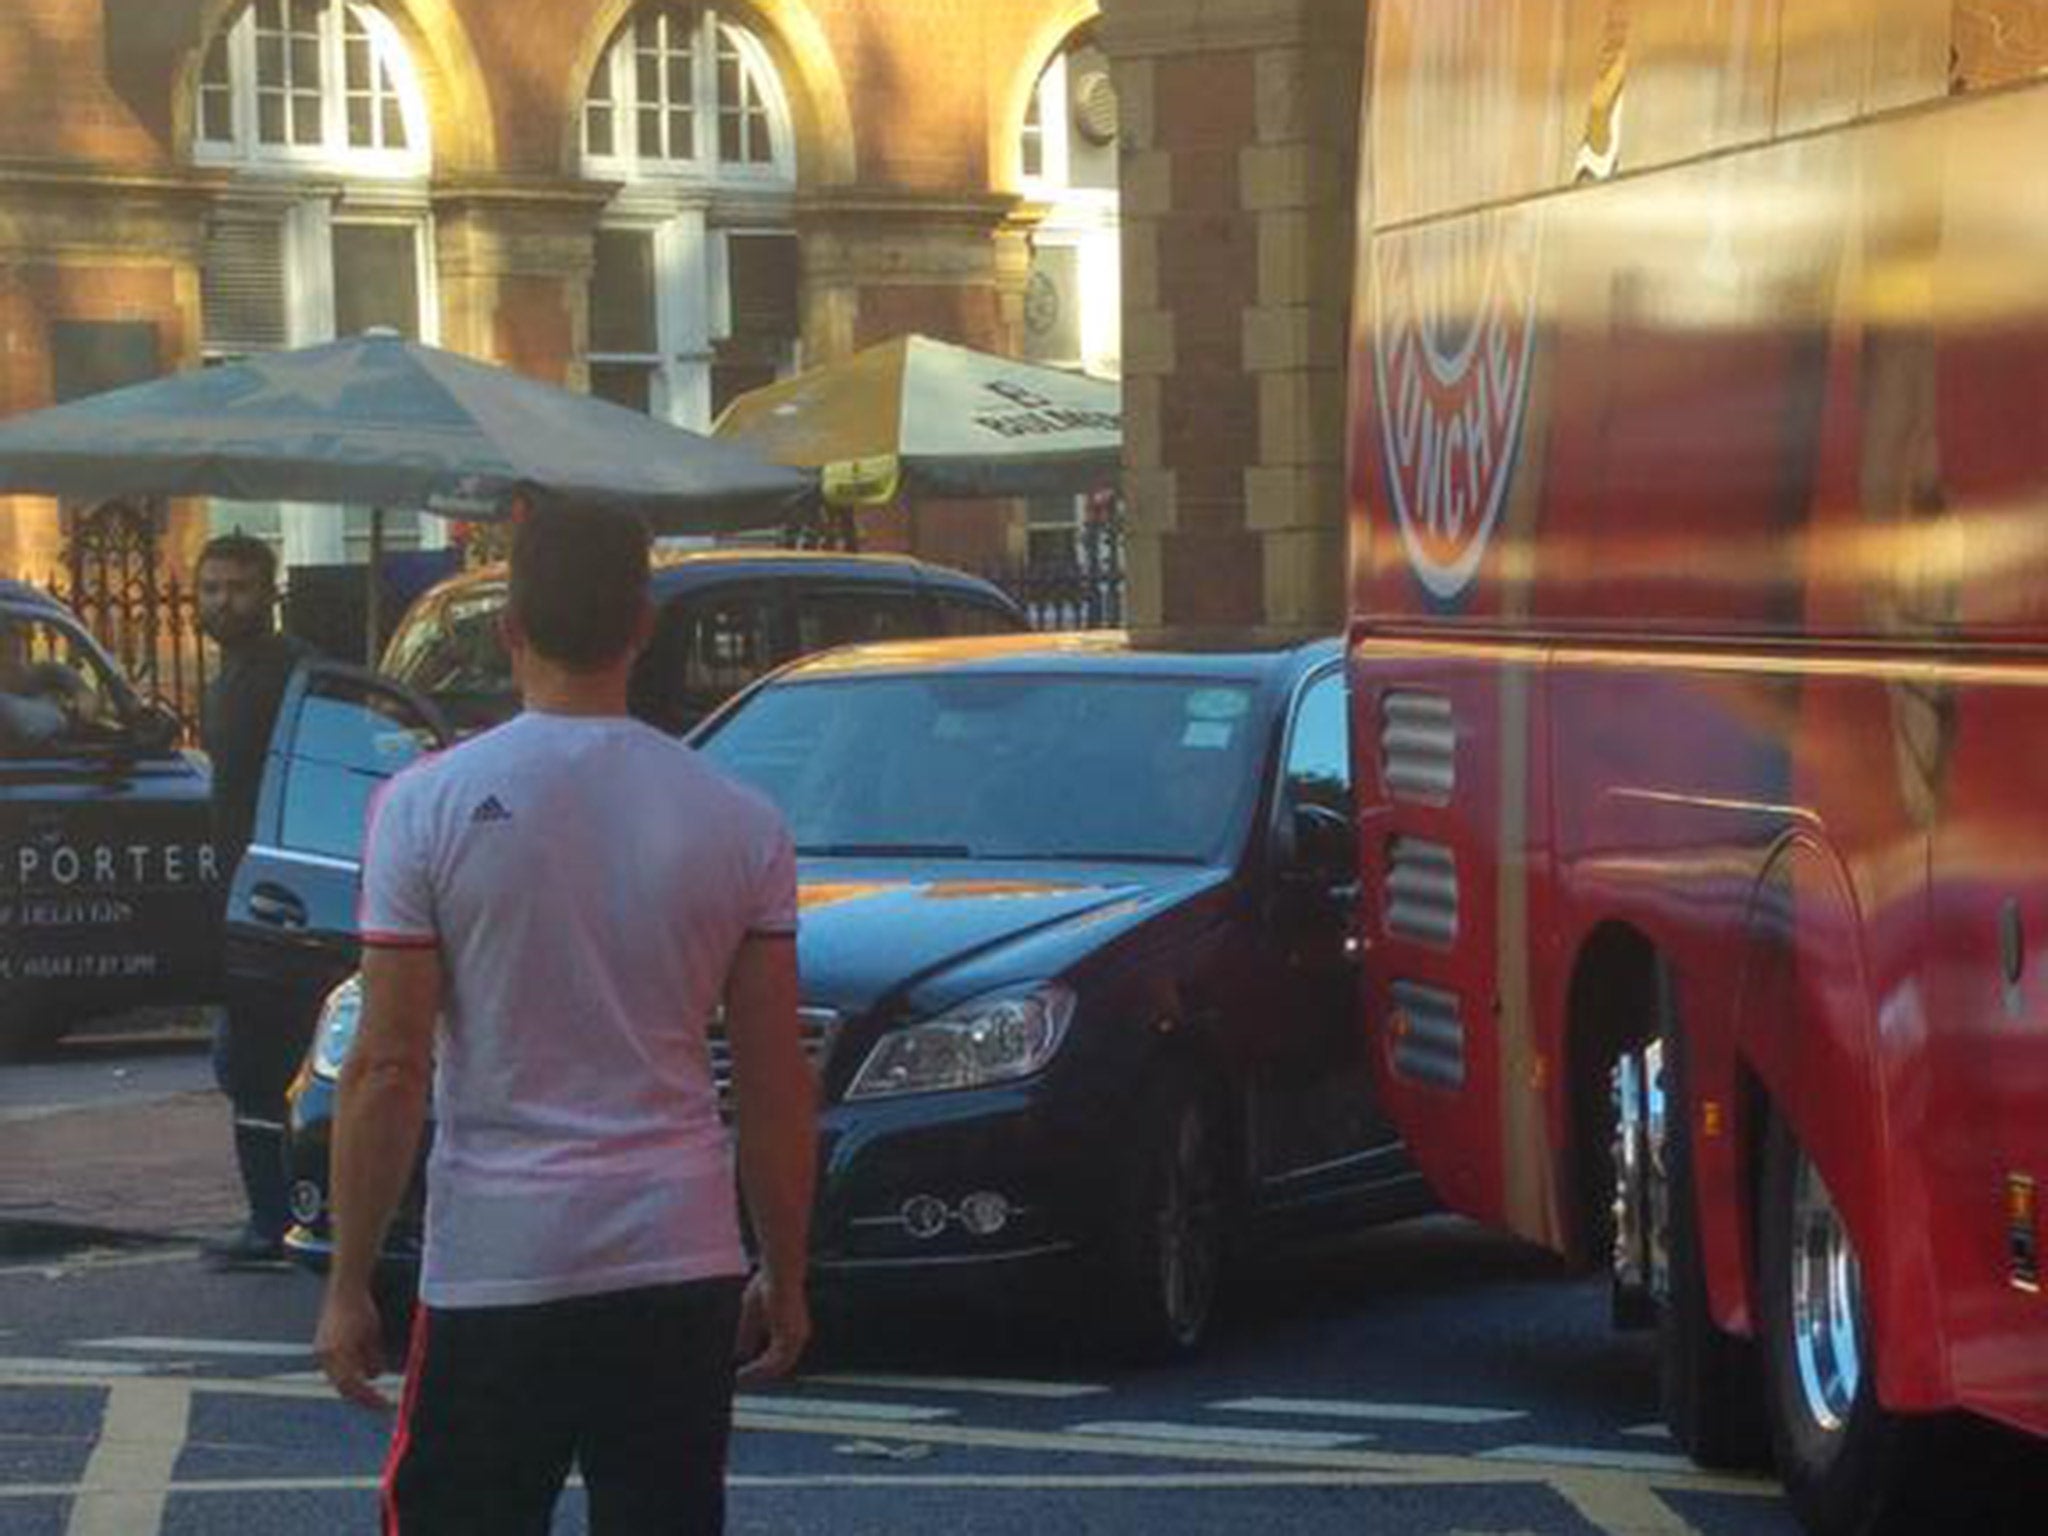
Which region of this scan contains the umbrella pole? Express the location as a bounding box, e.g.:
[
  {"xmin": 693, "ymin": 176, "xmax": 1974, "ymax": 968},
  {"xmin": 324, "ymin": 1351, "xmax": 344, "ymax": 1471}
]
[{"xmin": 365, "ymin": 507, "xmax": 385, "ymax": 666}]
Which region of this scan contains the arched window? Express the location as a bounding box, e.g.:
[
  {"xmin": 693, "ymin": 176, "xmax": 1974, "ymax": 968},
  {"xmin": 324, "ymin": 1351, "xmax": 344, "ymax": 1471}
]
[
  {"xmin": 583, "ymin": 5, "xmax": 794, "ymax": 182},
  {"xmin": 195, "ymin": 0, "xmax": 430, "ymax": 176},
  {"xmin": 580, "ymin": 6, "xmax": 801, "ymax": 432},
  {"xmin": 192, "ymin": 2, "xmax": 441, "ymax": 570},
  {"xmin": 1018, "ymin": 29, "xmax": 1122, "ymax": 567}
]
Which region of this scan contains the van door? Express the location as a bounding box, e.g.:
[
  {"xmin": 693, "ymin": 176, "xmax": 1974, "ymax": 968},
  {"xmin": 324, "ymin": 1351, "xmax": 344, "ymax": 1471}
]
[{"xmin": 223, "ymin": 664, "xmax": 450, "ymax": 1014}]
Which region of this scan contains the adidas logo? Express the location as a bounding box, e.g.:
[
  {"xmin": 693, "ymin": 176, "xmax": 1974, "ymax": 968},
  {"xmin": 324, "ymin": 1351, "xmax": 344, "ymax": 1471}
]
[{"xmin": 470, "ymin": 795, "xmax": 513, "ymax": 825}]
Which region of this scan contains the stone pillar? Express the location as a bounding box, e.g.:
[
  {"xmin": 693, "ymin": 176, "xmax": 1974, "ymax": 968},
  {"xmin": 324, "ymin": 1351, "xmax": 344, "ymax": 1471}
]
[
  {"xmin": 1098, "ymin": 0, "xmax": 1366, "ymax": 634},
  {"xmin": 431, "ymin": 179, "xmax": 617, "ymax": 388}
]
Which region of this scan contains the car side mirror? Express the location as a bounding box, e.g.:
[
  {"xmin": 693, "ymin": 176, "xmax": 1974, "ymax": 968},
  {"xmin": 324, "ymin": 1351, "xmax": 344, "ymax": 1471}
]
[{"xmin": 1281, "ymin": 801, "xmax": 1355, "ymax": 887}]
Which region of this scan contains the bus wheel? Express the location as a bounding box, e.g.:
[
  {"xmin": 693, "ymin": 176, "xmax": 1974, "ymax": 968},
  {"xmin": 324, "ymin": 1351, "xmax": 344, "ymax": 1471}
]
[
  {"xmin": 1656, "ymin": 979, "xmax": 1769, "ymax": 1469},
  {"xmin": 1759, "ymin": 1114, "xmax": 1928, "ymax": 1536}
]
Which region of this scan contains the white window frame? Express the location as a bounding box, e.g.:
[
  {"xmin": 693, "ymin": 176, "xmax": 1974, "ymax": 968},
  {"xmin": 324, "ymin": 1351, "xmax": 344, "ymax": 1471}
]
[
  {"xmin": 582, "ymin": 6, "xmax": 797, "ymax": 188},
  {"xmin": 194, "ymin": 1, "xmax": 431, "ymax": 182}
]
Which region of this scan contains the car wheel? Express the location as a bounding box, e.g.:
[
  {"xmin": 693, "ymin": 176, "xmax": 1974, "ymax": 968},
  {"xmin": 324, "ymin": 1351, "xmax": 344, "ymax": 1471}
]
[
  {"xmin": 1656, "ymin": 976, "xmax": 1769, "ymax": 1469},
  {"xmin": 1759, "ymin": 1113, "xmax": 1939, "ymax": 1536},
  {"xmin": 1107, "ymin": 1076, "xmax": 1225, "ymax": 1362}
]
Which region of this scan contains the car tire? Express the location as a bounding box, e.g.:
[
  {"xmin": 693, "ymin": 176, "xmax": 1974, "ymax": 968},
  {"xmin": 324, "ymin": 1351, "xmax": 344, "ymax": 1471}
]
[
  {"xmin": 1105, "ymin": 1072, "xmax": 1226, "ymax": 1363},
  {"xmin": 1758, "ymin": 1112, "xmax": 1946, "ymax": 1536},
  {"xmin": 1656, "ymin": 974, "xmax": 1770, "ymax": 1469}
]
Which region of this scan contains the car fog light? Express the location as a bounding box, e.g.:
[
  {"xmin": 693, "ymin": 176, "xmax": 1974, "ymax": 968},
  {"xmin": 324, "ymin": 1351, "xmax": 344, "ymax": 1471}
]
[
  {"xmin": 901, "ymin": 1195, "xmax": 949, "ymax": 1240},
  {"xmin": 290, "ymin": 1181, "xmax": 324, "ymax": 1225},
  {"xmin": 958, "ymin": 1191, "xmax": 1011, "ymax": 1236}
]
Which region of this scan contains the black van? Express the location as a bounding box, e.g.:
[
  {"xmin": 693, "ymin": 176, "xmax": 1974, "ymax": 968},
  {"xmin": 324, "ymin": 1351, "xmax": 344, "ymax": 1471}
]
[
  {"xmin": 380, "ymin": 548, "xmax": 1030, "ymax": 736},
  {"xmin": 0, "ymin": 581, "xmax": 217, "ymax": 1055}
]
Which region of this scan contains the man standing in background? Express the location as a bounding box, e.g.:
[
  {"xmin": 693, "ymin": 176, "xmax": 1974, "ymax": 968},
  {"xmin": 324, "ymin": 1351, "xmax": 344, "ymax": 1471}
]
[
  {"xmin": 315, "ymin": 504, "xmax": 816, "ymax": 1532},
  {"xmin": 195, "ymin": 532, "xmax": 311, "ymax": 1268}
]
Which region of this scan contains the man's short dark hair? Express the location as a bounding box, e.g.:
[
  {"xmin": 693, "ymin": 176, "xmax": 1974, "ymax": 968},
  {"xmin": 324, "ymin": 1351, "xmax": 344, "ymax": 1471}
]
[
  {"xmin": 509, "ymin": 503, "xmax": 651, "ymax": 671},
  {"xmin": 197, "ymin": 532, "xmax": 279, "ymax": 591}
]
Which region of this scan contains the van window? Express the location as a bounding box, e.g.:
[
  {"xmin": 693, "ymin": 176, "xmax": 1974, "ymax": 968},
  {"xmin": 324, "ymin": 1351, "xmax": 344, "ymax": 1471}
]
[
  {"xmin": 936, "ymin": 594, "xmax": 1025, "ymax": 637},
  {"xmin": 793, "ymin": 587, "xmax": 933, "ymax": 652},
  {"xmin": 385, "ymin": 585, "xmax": 516, "ymax": 733},
  {"xmin": 638, "ymin": 586, "xmax": 785, "ymax": 733},
  {"xmin": 0, "ymin": 612, "xmax": 129, "ymax": 753}
]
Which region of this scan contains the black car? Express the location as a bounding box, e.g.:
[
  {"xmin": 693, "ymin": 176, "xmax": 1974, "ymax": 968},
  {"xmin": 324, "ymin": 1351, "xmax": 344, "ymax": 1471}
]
[
  {"xmin": 272, "ymin": 632, "xmax": 1430, "ymax": 1356},
  {"xmin": 380, "ymin": 548, "xmax": 1029, "ymax": 736},
  {"xmin": 0, "ymin": 581, "xmax": 216, "ymax": 1055}
]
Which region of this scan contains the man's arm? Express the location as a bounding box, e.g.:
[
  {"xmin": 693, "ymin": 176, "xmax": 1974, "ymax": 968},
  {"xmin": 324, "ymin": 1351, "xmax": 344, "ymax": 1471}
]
[
  {"xmin": 314, "ymin": 943, "xmax": 440, "ymax": 1409},
  {"xmin": 723, "ymin": 932, "xmax": 816, "ymax": 1383}
]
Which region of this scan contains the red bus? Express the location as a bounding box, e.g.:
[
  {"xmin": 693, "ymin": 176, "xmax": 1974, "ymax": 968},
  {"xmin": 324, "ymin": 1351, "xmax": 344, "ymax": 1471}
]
[{"xmin": 1346, "ymin": 2, "xmax": 2048, "ymax": 1531}]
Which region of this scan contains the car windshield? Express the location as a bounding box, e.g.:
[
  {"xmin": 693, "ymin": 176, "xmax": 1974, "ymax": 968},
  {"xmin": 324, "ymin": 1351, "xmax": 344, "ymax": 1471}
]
[{"xmin": 698, "ymin": 671, "xmax": 1264, "ymax": 864}]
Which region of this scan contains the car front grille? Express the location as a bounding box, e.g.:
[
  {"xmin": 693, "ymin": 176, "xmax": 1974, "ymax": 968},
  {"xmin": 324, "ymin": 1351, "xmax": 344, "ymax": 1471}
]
[{"xmin": 709, "ymin": 1006, "xmax": 841, "ymax": 1111}]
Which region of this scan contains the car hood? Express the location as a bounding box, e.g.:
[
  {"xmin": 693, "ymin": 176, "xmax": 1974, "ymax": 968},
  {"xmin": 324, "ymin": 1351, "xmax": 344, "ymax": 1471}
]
[{"xmin": 794, "ymin": 860, "xmax": 1228, "ymax": 1014}]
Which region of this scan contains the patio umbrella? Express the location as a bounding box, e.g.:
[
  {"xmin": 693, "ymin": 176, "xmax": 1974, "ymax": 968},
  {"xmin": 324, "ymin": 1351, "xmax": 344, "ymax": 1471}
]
[
  {"xmin": 0, "ymin": 331, "xmax": 812, "ymax": 653},
  {"xmin": 0, "ymin": 331, "xmax": 812, "ymax": 524},
  {"xmin": 713, "ymin": 334, "xmax": 1121, "ymax": 507}
]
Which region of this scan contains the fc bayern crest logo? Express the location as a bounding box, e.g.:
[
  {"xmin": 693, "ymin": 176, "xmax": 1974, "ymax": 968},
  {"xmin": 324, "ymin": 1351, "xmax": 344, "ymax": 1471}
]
[
  {"xmin": 1371, "ymin": 0, "xmax": 1553, "ymax": 604},
  {"xmin": 1374, "ymin": 219, "xmax": 1540, "ymax": 602}
]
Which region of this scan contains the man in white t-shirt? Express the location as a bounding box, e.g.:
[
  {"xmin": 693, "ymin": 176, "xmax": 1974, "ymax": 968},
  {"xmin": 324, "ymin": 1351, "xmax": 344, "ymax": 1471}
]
[{"xmin": 313, "ymin": 503, "xmax": 816, "ymax": 1533}]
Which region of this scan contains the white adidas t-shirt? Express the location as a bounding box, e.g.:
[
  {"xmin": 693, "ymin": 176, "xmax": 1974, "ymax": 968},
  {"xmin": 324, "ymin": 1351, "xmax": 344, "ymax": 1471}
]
[{"xmin": 358, "ymin": 711, "xmax": 796, "ymax": 1309}]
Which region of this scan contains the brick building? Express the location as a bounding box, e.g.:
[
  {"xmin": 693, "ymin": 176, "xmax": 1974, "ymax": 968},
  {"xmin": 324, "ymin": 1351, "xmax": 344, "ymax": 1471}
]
[
  {"xmin": 0, "ymin": 0, "xmax": 1125, "ymax": 587},
  {"xmin": 0, "ymin": 0, "xmax": 1375, "ymax": 633}
]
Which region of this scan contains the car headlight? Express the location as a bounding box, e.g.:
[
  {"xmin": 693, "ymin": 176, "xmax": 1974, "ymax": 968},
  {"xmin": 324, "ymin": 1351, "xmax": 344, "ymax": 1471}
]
[
  {"xmin": 309, "ymin": 975, "xmax": 364, "ymax": 1082},
  {"xmin": 846, "ymin": 984, "xmax": 1076, "ymax": 1101}
]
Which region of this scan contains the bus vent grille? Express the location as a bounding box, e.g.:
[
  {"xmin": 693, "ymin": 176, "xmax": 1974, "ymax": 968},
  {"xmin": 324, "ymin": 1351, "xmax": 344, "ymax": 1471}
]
[
  {"xmin": 1386, "ymin": 837, "xmax": 1458, "ymax": 947},
  {"xmin": 1389, "ymin": 980, "xmax": 1465, "ymax": 1090},
  {"xmin": 1380, "ymin": 691, "xmax": 1456, "ymax": 805}
]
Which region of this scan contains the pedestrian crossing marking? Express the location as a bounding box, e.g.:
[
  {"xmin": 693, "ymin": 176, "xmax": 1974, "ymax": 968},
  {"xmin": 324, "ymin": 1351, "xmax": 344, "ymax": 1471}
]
[
  {"xmin": 807, "ymin": 1372, "xmax": 1108, "ymax": 1400},
  {"xmin": 734, "ymin": 1394, "xmax": 956, "ymax": 1423},
  {"xmin": 1483, "ymin": 1444, "xmax": 1705, "ymax": 1475},
  {"xmin": 1215, "ymin": 1396, "xmax": 1527, "ymax": 1426},
  {"xmin": 63, "ymin": 1377, "xmax": 190, "ymax": 1536},
  {"xmin": 0, "ymin": 1356, "xmax": 152, "ymax": 1378},
  {"xmin": 79, "ymin": 1336, "xmax": 308, "ymax": 1358},
  {"xmin": 1064, "ymin": 1420, "xmax": 1371, "ymax": 1452}
]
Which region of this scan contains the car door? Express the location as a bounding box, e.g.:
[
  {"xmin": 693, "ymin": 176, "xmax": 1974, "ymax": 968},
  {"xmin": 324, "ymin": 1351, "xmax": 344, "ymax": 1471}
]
[
  {"xmin": 223, "ymin": 662, "xmax": 451, "ymax": 1017},
  {"xmin": 1248, "ymin": 665, "xmax": 1417, "ymax": 1215}
]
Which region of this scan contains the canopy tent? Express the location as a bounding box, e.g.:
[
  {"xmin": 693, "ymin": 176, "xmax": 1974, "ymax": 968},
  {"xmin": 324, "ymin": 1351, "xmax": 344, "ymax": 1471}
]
[
  {"xmin": 0, "ymin": 331, "xmax": 814, "ymax": 652},
  {"xmin": 713, "ymin": 334, "xmax": 1122, "ymax": 508}
]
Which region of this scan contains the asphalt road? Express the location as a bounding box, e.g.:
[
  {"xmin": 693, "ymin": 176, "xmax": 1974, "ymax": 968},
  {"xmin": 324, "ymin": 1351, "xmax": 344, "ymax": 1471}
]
[{"xmin": 0, "ymin": 1034, "xmax": 1804, "ymax": 1536}]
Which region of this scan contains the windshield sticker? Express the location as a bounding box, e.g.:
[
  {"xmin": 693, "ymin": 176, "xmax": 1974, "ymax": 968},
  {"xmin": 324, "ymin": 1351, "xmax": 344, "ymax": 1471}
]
[
  {"xmin": 1182, "ymin": 720, "xmax": 1235, "ymax": 750},
  {"xmin": 1185, "ymin": 689, "xmax": 1251, "ymax": 722}
]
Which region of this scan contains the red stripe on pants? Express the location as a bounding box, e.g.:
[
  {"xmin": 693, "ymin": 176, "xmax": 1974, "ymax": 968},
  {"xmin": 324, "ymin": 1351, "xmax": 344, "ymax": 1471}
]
[{"xmin": 381, "ymin": 1302, "xmax": 432, "ymax": 1536}]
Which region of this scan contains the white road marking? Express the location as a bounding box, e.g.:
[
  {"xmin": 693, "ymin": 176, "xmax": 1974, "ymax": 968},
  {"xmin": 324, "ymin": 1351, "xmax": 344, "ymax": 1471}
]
[
  {"xmin": 79, "ymin": 1337, "xmax": 309, "ymax": 1358},
  {"xmin": 0, "ymin": 1247, "xmax": 197, "ymax": 1280},
  {"xmin": 1622, "ymin": 1422, "xmax": 1673, "ymax": 1439},
  {"xmin": 734, "ymin": 1394, "xmax": 956, "ymax": 1423},
  {"xmin": 0, "ymin": 1356, "xmax": 152, "ymax": 1378},
  {"xmin": 1482, "ymin": 1445, "xmax": 1706, "ymax": 1476},
  {"xmin": 1065, "ymin": 1421, "xmax": 1369, "ymax": 1452},
  {"xmin": 63, "ymin": 1377, "xmax": 191, "ymax": 1536},
  {"xmin": 806, "ymin": 1371, "xmax": 1109, "ymax": 1400},
  {"xmin": 1215, "ymin": 1395, "xmax": 1528, "ymax": 1426}
]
